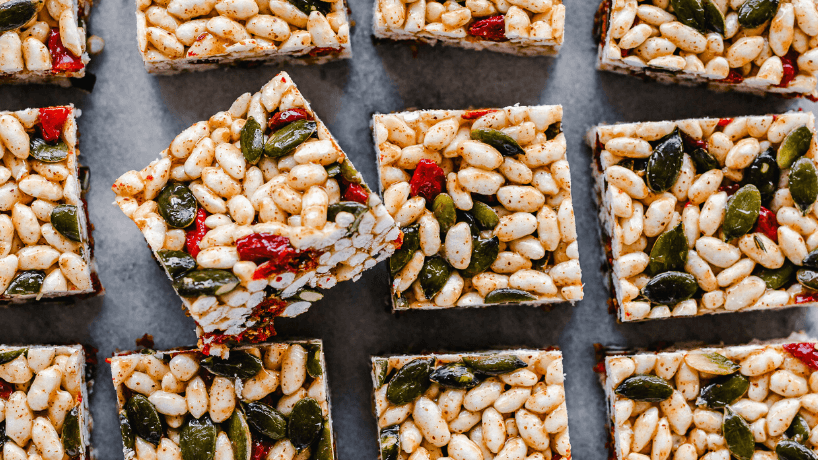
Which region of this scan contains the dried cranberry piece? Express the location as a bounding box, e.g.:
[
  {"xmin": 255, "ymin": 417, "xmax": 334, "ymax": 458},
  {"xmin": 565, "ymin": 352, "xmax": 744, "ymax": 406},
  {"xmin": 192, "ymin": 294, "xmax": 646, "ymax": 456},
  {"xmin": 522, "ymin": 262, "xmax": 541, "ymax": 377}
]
[
  {"xmin": 753, "ymin": 206, "xmax": 778, "ymax": 243},
  {"xmin": 718, "ymin": 183, "xmax": 740, "ymax": 196},
  {"xmin": 680, "ymin": 132, "xmax": 707, "ymax": 150},
  {"xmin": 720, "ymin": 69, "xmax": 744, "ymax": 84},
  {"xmin": 236, "ymin": 233, "xmax": 298, "ymax": 264},
  {"xmin": 309, "ymin": 46, "xmax": 343, "ymax": 57},
  {"xmin": 717, "ymin": 118, "xmax": 733, "ymax": 127},
  {"xmin": 783, "ymin": 342, "xmax": 818, "ymax": 369},
  {"xmin": 38, "ymin": 107, "xmax": 72, "ymax": 142},
  {"xmin": 462, "ymin": 109, "xmax": 499, "ymax": 120},
  {"xmin": 251, "ymin": 439, "xmax": 273, "ymax": 460},
  {"xmin": 795, "ymin": 292, "xmax": 818, "ymax": 304},
  {"xmin": 410, "ymin": 159, "xmax": 446, "ymax": 202},
  {"xmin": 268, "ymin": 108, "xmax": 313, "ymax": 131},
  {"xmin": 47, "ymin": 29, "xmax": 84, "ymax": 73},
  {"xmin": 0, "ymin": 379, "xmax": 12, "ymax": 399},
  {"xmin": 778, "ymin": 50, "xmax": 799, "ymax": 88},
  {"xmin": 184, "ymin": 208, "xmax": 208, "ymax": 258},
  {"xmin": 343, "ymin": 183, "xmax": 369, "ymax": 204},
  {"xmin": 468, "ymin": 15, "xmax": 508, "ymax": 42}
]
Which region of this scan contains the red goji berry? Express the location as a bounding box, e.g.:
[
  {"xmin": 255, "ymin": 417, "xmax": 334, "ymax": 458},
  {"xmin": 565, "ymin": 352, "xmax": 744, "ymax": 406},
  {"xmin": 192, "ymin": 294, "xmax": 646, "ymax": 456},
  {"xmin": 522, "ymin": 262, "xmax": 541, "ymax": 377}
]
[
  {"xmin": 468, "ymin": 15, "xmax": 508, "ymax": 42},
  {"xmin": 717, "ymin": 118, "xmax": 733, "ymax": 127},
  {"xmin": 268, "ymin": 108, "xmax": 313, "ymax": 131},
  {"xmin": 753, "ymin": 206, "xmax": 778, "ymax": 243},
  {"xmin": 38, "ymin": 106, "xmax": 72, "ymax": 142},
  {"xmin": 778, "ymin": 50, "xmax": 799, "ymax": 88},
  {"xmin": 184, "ymin": 208, "xmax": 208, "ymax": 258},
  {"xmin": 462, "ymin": 109, "xmax": 499, "ymax": 120},
  {"xmin": 47, "ymin": 29, "xmax": 84, "ymax": 73},
  {"xmin": 410, "ymin": 159, "xmax": 446, "ymax": 202},
  {"xmin": 720, "ymin": 69, "xmax": 744, "ymax": 84},
  {"xmin": 343, "ymin": 183, "xmax": 369, "ymax": 204},
  {"xmin": 783, "ymin": 342, "xmax": 818, "ymax": 369}
]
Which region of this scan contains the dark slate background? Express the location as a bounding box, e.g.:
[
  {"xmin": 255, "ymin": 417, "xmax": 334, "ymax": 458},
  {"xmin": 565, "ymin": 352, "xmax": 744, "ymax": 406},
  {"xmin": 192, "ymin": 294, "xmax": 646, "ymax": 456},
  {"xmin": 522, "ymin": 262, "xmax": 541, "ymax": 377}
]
[{"xmin": 0, "ymin": 0, "xmax": 815, "ymax": 458}]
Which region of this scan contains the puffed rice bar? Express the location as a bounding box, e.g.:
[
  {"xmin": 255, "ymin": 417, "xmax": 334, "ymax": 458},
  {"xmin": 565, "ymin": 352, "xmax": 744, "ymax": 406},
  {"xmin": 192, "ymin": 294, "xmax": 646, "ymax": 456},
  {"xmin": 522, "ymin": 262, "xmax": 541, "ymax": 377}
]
[
  {"xmin": 373, "ymin": 0, "xmax": 565, "ymax": 56},
  {"xmin": 374, "ymin": 106, "xmax": 583, "ymax": 311},
  {"xmin": 135, "ymin": 0, "xmax": 351, "ymax": 74},
  {"xmin": 0, "ymin": 344, "xmax": 93, "ymax": 460},
  {"xmin": 111, "ymin": 340, "xmax": 335, "ymax": 460},
  {"xmin": 594, "ymin": 0, "xmax": 818, "ymax": 98},
  {"xmin": 372, "ymin": 349, "xmax": 572, "ymax": 460},
  {"xmin": 0, "ymin": 105, "xmax": 101, "ymax": 302},
  {"xmin": 0, "ymin": 0, "xmax": 95, "ymax": 86},
  {"xmin": 112, "ymin": 71, "xmax": 401, "ymax": 357},
  {"xmin": 588, "ymin": 112, "xmax": 818, "ymax": 322},
  {"xmin": 600, "ymin": 336, "xmax": 818, "ymax": 460}
]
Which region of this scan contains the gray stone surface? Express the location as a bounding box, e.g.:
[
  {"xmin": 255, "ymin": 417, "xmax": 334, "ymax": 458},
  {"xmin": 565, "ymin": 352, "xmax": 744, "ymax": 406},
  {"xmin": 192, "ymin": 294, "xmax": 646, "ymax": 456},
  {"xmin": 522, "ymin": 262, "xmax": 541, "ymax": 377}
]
[{"xmin": 0, "ymin": 0, "xmax": 816, "ymax": 459}]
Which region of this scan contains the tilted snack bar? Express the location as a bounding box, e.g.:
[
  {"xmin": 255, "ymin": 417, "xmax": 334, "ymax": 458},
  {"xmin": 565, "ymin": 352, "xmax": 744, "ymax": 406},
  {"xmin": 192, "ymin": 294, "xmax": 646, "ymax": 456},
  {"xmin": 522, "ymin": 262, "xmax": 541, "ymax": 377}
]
[
  {"xmin": 373, "ymin": 0, "xmax": 565, "ymax": 56},
  {"xmin": 372, "ymin": 349, "xmax": 571, "ymax": 460},
  {"xmin": 0, "ymin": 105, "xmax": 101, "ymax": 302},
  {"xmin": 593, "ymin": 0, "xmax": 818, "ymax": 98},
  {"xmin": 135, "ymin": 0, "xmax": 351, "ymax": 74},
  {"xmin": 111, "ymin": 340, "xmax": 335, "ymax": 460},
  {"xmin": 374, "ymin": 106, "xmax": 582, "ymax": 310},
  {"xmin": 0, "ymin": 344, "xmax": 93, "ymax": 460},
  {"xmin": 112, "ymin": 72, "xmax": 400, "ymax": 356},
  {"xmin": 589, "ymin": 112, "xmax": 818, "ymax": 321},
  {"xmin": 601, "ymin": 338, "xmax": 818, "ymax": 460}
]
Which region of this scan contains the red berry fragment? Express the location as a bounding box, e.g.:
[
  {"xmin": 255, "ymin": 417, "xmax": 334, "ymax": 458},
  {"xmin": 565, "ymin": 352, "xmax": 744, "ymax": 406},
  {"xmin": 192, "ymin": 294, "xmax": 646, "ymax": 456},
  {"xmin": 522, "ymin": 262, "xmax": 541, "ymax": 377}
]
[
  {"xmin": 47, "ymin": 29, "xmax": 84, "ymax": 73},
  {"xmin": 753, "ymin": 206, "xmax": 778, "ymax": 243},
  {"xmin": 717, "ymin": 118, "xmax": 733, "ymax": 127},
  {"xmin": 308, "ymin": 46, "xmax": 342, "ymax": 57},
  {"xmin": 462, "ymin": 109, "xmax": 500, "ymax": 120},
  {"xmin": 795, "ymin": 292, "xmax": 818, "ymax": 304},
  {"xmin": 0, "ymin": 379, "xmax": 12, "ymax": 399},
  {"xmin": 778, "ymin": 50, "xmax": 799, "ymax": 88},
  {"xmin": 783, "ymin": 342, "xmax": 818, "ymax": 369},
  {"xmin": 38, "ymin": 107, "xmax": 72, "ymax": 142},
  {"xmin": 237, "ymin": 233, "xmax": 298, "ymax": 264},
  {"xmin": 410, "ymin": 159, "xmax": 446, "ymax": 202},
  {"xmin": 680, "ymin": 132, "xmax": 707, "ymax": 150},
  {"xmin": 468, "ymin": 15, "xmax": 508, "ymax": 42},
  {"xmin": 343, "ymin": 183, "xmax": 369, "ymax": 204},
  {"xmin": 268, "ymin": 108, "xmax": 313, "ymax": 131},
  {"xmin": 721, "ymin": 69, "xmax": 744, "ymax": 84},
  {"xmin": 251, "ymin": 439, "xmax": 273, "ymax": 460},
  {"xmin": 184, "ymin": 208, "xmax": 208, "ymax": 258},
  {"xmin": 718, "ymin": 183, "xmax": 740, "ymax": 196}
]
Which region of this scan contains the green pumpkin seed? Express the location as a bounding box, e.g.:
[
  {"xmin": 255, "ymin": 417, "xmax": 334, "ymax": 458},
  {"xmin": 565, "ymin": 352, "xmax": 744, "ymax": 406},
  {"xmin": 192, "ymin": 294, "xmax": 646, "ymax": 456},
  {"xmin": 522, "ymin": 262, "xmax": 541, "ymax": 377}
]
[
  {"xmin": 240, "ymin": 117, "xmax": 264, "ymax": 165},
  {"xmin": 461, "ymin": 236, "xmax": 500, "ymax": 278},
  {"xmin": 790, "ymin": 157, "xmax": 818, "ymax": 215},
  {"xmin": 157, "ymin": 183, "xmax": 198, "ymax": 229},
  {"xmin": 339, "ymin": 158, "xmax": 363, "ymax": 184},
  {"xmin": 373, "ymin": 358, "xmax": 390, "ymax": 387},
  {"xmin": 615, "ymin": 375, "xmax": 674, "ymax": 402},
  {"xmin": 157, "ymin": 250, "xmax": 196, "ymax": 280},
  {"xmin": 288, "ymin": 0, "xmax": 330, "ymax": 15},
  {"xmin": 429, "ymin": 363, "xmax": 481, "ymax": 389},
  {"xmin": 797, "ymin": 269, "xmax": 818, "ymax": 290},
  {"xmin": 723, "ymin": 407, "xmax": 753, "ymax": 460},
  {"xmin": 641, "ymin": 271, "xmax": 697, "ymax": 305},
  {"xmin": 327, "ymin": 201, "xmax": 367, "ymax": 223},
  {"xmin": 379, "ymin": 425, "xmax": 400, "ymax": 460},
  {"xmin": 78, "ymin": 165, "xmax": 90, "ymax": 192},
  {"xmin": 470, "ymin": 128, "xmax": 524, "ymax": 156},
  {"xmin": 743, "ymin": 147, "xmax": 779, "ymax": 204},
  {"xmin": 684, "ymin": 352, "xmax": 739, "ymax": 375},
  {"xmin": 200, "ymin": 350, "xmax": 262, "ymax": 379},
  {"xmin": 671, "ymin": 0, "xmax": 706, "ymax": 30},
  {"xmin": 647, "ymin": 223, "xmax": 688, "ymax": 275},
  {"xmin": 0, "ymin": 0, "xmax": 41, "ymax": 33},
  {"xmin": 0, "ymin": 422, "xmax": 4, "ymax": 450},
  {"xmin": 418, "ymin": 256, "xmax": 451, "ymax": 299},
  {"xmin": 805, "ymin": 249, "xmax": 818, "ymax": 270},
  {"xmin": 264, "ymin": 119, "xmax": 316, "ymax": 159},
  {"xmin": 119, "ymin": 409, "xmax": 135, "ymax": 451},
  {"xmin": 174, "ymin": 269, "xmax": 239, "ymax": 297},
  {"xmin": 472, "ymin": 201, "xmax": 499, "ymax": 229},
  {"xmin": 433, "ymin": 193, "xmax": 457, "ymax": 233},
  {"xmin": 325, "ymin": 163, "xmax": 341, "ymax": 177},
  {"xmin": 0, "ymin": 348, "xmax": 25, "ymax": 365},
  {"xmin": 125, "ymin": 394, "xmax": 162, "ymax": 445},
  {"xmin": 646, "ymin": 129, "xmax": 684, "ymax": 192},
  {"xmin": 389, "ymin": 225, "xmax": 419, "ymax": 275},
  {"xmin": 462, "ymin": 354, "xmax": 527, "ymax": 375},
  {"xmin": 29, "ymin": 137, "xmax": 69, "ymax": 163},
  {"xmin": 754, "ymin": 261, "xmax": 796, "ymax": 289},
  {"xmin": 484, "ymin": 288, "xmax": 537, "ymax": 304},
  {"xmin": 314, "ymin": 421, "xmax": 333, "ymax": 460},
  {"xmin": 5, "ymin": 270, "xmax": 44, "ymax": 296},
  {"xmin": 306, "ymin": 344, "xmax": 323, "ymax": 378},
  {"xmin": 777, "ymin": 439, "xmax": 818, "ymax": 460},
  {"xmin": 723, "ymin": 184, "xmax": 761, "ymax": 241},
  {"xmin": 545, "ymin": 122, "xmax": 562, "ymax": 140},
  {"xmin": 456, "ymin": 211, "xmax": 480, "ymax": 238},
  {"xmin": 690, "ymin": 148, "xmax": 720, "ymax": 173},
  {"xmin": 697, "ymin": 373, "xmax": 750, "ymax": 408},
  {"xmin": 180, "ymin": 415, "xmax": 217, "ymax": 460},
  {"xmin": 386, "ymin": 358, "xmax": 433, "ymax": 405},
  {"xmin": 617, "ymin": 158, "xmax": 648, "ymax": 172},
  {"xmin": 244, "ymin": 401, "xmax": 287, "ymax": 440},
  {"xmin": 703, "ymin": 0, "xmax": 726, "ymax": 32},
  {"xmin": 51, "ymin": 204, "xmax": 83, "ymax": 242},
  {"xmin": 225, "ymin": 409, "xmax": 251, "ymax": 460},
  {"xmin": 738, "ymin": 0, "xmax": 780, "ymax": 28},
  {"xmin": 62, "ymin": 407, "xmax": 82, "ymax": 457},
  {"xmin": 288, "ymin": 398, "xmax": 323, "ymax": 450},
  {"xmin": 778, "ymin": 126, "xmax": 813, "ymax": 169},
  {"xmin": 787, "ymin": 413, "xmax": 811, "ymax": 444}
]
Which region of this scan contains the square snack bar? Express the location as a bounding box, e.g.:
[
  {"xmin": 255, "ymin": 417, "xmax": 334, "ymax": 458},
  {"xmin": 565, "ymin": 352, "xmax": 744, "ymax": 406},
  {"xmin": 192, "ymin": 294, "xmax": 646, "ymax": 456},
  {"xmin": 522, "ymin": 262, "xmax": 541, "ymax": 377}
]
[
  {"xmin": 373, "ymin": 106, "xmax": 582, "ymax": 310},
  {"xmin": 0, "ymin": 0, "xmax": 92, "ymax": 85},
  {"xmin": 111, "ymin": 340, "xmax": 335, "ymax": 460},
  {"xmin": 589, "ymin": 112, "xmax": 818, "ymax": 322},
  {"xmin": 0, "ymin": 344, "xmax": 93, "ymax": 460},
  {"xmin": 602, "ymin": 339, "xmax": 818, "ymax": 460},
  {"xmin": 112, "ymin": 71, "xmax": 400, "ymax": 357},
  {"xmin": 0, "ymin": 105, "xmax": 100, "ymax": 301},
  {"xmin": 135, "ymin": 0, "xmax": 351, "ymax": 74},
  {"xmin": 372, "ymin": 350, "xmax": 571, "ymax": 460},
  {"xmin": 594, "ymin": 0, "xmax": 818, "ymax": 98},
  {"xmin": 373, "ymin": 0, "xmax": 565, "ymax": 56}
]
